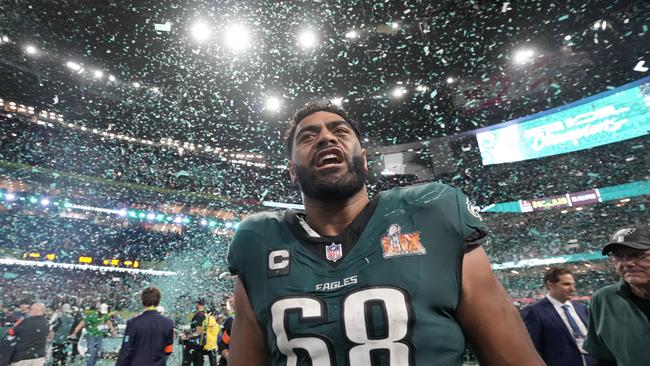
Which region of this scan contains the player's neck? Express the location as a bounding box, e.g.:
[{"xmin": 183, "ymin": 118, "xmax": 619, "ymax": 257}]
[
  {"xmin": 301, "ymin": 187, "xmax": 369, "ymax": 237},
  {"xmin": 629, "ymin": 282, "xmax": 650, "ymax": 300}
]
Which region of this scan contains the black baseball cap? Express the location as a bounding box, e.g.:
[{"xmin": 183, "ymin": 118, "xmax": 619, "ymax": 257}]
[
  {"xmin": 195, "ymin": 298, "xmax": 205, "ymax": 306},
  {"xmin": 602, "ymin": 225, "xmax": 650, "ymax": 255}
]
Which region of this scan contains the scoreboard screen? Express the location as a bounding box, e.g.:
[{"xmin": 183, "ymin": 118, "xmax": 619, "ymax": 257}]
[{"xmin": 476, "ymin": 76, "xmax": 650, "ymax": 165}]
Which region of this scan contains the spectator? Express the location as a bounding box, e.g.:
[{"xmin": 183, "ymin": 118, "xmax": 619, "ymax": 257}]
[
  {"xmin": 202, "ymin": 307, "xmax": 220, "ymax": 366},
  {"xmin": 8, "ymin": 303, "xmax": 50, "ymax": 366},
  {"xmin": 50, "ymin": 304, "xmax": 74, "ymax": 366},
  {"xmin": 116, "ymin": 287, "xmax": 175, "ymax": 366},
  {"xmin": 70, "ymin": 303, "xmax": 116, "ymax": 366},
  {"xmin": 217, "ymin": 297, "xmax": 234, "ymax": 366},
  {"xmin": 8, "ymin": 300, "xmax": 30, "ymax": 324},
  {"xmin": 522, "ymin": 267, "xmax": 593, "ymax": 366},
  {"xmin": 585, "ymin": 225, "xmax": 650, "ymax": 366}
]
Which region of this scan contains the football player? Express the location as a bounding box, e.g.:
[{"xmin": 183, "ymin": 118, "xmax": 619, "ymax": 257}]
[{"xmin": 227, "ymin": 101, "xmax": 544, "ymax": 366}]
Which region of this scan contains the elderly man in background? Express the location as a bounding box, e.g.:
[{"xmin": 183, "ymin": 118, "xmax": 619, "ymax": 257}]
[{"xmin": 585, "ymin": 225, "xmax": 650, "ymax": 366}]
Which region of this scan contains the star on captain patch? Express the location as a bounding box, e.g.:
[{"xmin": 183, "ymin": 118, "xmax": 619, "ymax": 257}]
[{"xmin": 325, "ymin": 243, "xmax": 343, "ymax": 262}]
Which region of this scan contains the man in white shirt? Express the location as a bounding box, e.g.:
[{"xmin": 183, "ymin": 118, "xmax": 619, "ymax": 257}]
[{"xmin": 522, "ymin": 267, "xmax": 594, "ymax": 366}]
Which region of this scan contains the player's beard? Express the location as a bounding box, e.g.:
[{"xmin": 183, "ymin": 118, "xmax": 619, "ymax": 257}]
[{"xmin": 294, "ymin": 155, "xmax": 367, "ymax": 202}]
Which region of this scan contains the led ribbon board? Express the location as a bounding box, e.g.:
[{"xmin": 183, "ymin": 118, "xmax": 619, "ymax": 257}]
[{"xmin": 476, "ymin": 77, "xmax": 650, "ymax": 165}]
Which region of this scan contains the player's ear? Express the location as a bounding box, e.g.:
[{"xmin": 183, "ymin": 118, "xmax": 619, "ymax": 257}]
[
  {"xmin": 288, "ymin": 160, "xmax": 297, "ymax": 184},
  {"xmin": 361, "ymin": 148, "xmax": 369, "ymax": 173}
]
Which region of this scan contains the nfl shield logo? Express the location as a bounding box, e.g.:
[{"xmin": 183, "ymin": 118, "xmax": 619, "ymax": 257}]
[{"xmin": 325, "ymin": 243, "xmax": 343, "ymax": 262}]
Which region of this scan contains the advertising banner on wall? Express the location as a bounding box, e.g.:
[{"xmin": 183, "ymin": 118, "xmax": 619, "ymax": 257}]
[
  {"xmin": 476, "ymin": 77, "xmax": 650, "ymax": 165},
  {"xmin": 519, "ymin": 189, "xmax": 601, "ymax": 213}
]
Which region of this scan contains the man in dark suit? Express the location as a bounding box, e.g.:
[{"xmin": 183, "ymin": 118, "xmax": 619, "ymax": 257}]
[
  {"xmin": 116, "ymin": 287, "xmax": 175, "ymax": 366},
  {"xmin": 522, "ymin": 267, "xmax": 594, "ymax": 366}
]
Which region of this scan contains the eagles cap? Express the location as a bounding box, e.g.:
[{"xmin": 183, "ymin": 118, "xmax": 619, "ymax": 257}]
[{"xmin": 602, "ymin": 225, "xmax": 650, "ymax": 255}]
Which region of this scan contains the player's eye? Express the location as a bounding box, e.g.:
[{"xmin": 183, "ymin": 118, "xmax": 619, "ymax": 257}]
[{"xmin": 298, "ymin": 133, "xmax": 316, "ymax": 142}]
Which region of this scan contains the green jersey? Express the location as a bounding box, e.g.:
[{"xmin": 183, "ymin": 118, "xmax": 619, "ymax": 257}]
[
  {"xmin": 84, "ymin": 310, "xmax": 109, "ymax": 337},
  {"xmin": 228, "ymin": 183, "xmax": 487, "ymax": 366},
  {"xmin": 52, "ymin": 313, "xmax": 74, "ymax": 343}
]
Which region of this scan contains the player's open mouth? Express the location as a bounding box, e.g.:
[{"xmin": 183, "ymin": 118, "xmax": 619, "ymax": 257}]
[{"xmin": 313, "ymin": 148, "xmax": 344, "ymax": 168}]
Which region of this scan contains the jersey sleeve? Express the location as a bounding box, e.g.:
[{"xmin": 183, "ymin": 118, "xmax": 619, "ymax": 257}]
[
  {"xmin": 227, "ymin": 227, "xmax": 262, "ymax": 290},
  {"xmin": 453, "ymin": 188, "xmax": 488, "ymax": 248},
  {"xmin": 227, "ymin": 213, "xmax": 272, "ymax": 292}
]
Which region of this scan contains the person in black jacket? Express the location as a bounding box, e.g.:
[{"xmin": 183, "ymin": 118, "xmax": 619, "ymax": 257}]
[
  {"xmin": 116, "ymin": 287, "xmax": 175, "ymax": 366},
  {"xmin": 7, "ymin": 302, "xmax": 51, "ymax": 366},
  {"xmin": 180, "ymin": 299, "xmax": 206, "ymax": 366}
]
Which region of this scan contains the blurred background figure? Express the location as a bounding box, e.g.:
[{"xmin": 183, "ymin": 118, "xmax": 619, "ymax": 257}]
[
  {"xmin": 217, "ymin": 296, "xmax": 234, "ymax": 366},
  {"xmin": 522, "ymin": 267, "xmax": 592, "ymax": 366},
  {"xmin": 202, "ymin": 306, "xmax": 220, "ymax": 366},
  {"xmin": 70, "ymin": 302, "xmax": 116, "ymax": 366},
  {"xmin": 180, "ymin": 299, "xmax": 206, "ymax": 366},
  {"xmin": 116, "ymin": 286, "xmax": 174, "ymax": 366},
  {"xmin": 585, "ymin": 226, "xmax": 650, "ymax": 366},
  {"xmin": 7, "ymin": 303, "xmax": 50, "ymax": 366},
  {"xmin": 50, "ymin": 303, "xmax": 74, "ymax": 366}
]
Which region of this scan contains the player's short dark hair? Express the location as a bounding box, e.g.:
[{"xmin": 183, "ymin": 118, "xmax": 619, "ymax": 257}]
[
  {"xmin": 544, "ymin": 267, "xmax": 573, "ymax": 285},
  {"xmin": 141, "ymin": 287, "xmax": 161, "ymax": 307},
  {"xmin": 284, "ymin": 100, "xmax": 361, "ymax": 159}
]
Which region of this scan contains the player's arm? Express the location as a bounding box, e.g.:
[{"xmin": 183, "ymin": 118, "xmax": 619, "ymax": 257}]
[
  {"xmin": 71, "ymin": 320, "xmax": 85, "ymax": 337},
  {"xmin": 456, "ymin": 246, "xmax": 545, "ymax": 366},
  {"xmin": 229, "ymin": 277, "xmax": 269, "ymax": 366}
]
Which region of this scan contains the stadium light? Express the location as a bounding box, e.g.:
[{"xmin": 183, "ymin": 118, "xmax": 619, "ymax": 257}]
[
  {"xmin": 190, "ymin": 21, "xmax": 211, "ymax": 42},
  {"xmin": 513, "ymin": 48, "xmax": 535, "ymax": 64},
  {"xmin": 331, "ymin": 97, "xmax": 343, "ymax": 106},
  {"xmin": 345, "ymin": 30, "xmax": 359, "ymax": 39},
  {"xmin": 298, "ymin": 30, "xmax": 317, "ymax": 48},
  {"xmin": 93, "ymin": 70, "xmax": 104, "ymax": 79},
  {"xmin": 132, "ymin": 81, "xmax": 141, "ymax": 88},
  {"xmin": 265, "ymin": 96, "xmax": 281, "ymax": 112},
  {"xmin": 108, "ymin": 74, "xmax": 116, "ymax": 82},
  {"xmin": 5, "ymin": 193, "xmax": 16, "ymax": 201},
  {"xmin": 446, "ymin": 77, "xmax": 455, "ymax": 84},
  {"xmin": 391, "ymin": 22, "xmax": 399, "ymax": 29},
  {"xmin": 25, "ymin": 44, "xmax": 38, "ymax": 55},
  {"xmin": 40, "ymin": 198, "xmax": 50, "ymax": 206},
  {"xmin": 0, "ymin": 35, "xmax": 9, "ymax": 43},
  {"xmin": 390, "ymin": 86, "xmax": 407, "ymax": 99},
  {"xmin": 224, "ymin": 24, "xmax": 251, "ymax": 51},
  {"xmin": 66, "ymin": 61, "xmax": 81, "ymax": 71}
]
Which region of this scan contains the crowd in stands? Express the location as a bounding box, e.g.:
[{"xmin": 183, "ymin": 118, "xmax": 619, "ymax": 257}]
[
  {"xmin": 1, "ymin": 114, "xmax": 647, "ymax": 209},
  {"xmin": 483, "ymin": 195, "xmax": 650, "ymax": 263}
]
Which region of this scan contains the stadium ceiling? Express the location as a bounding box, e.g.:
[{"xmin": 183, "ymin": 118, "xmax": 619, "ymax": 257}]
[{"xmin": 0, "ymin": 0, "xmax": 647, "ymax": 160}]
